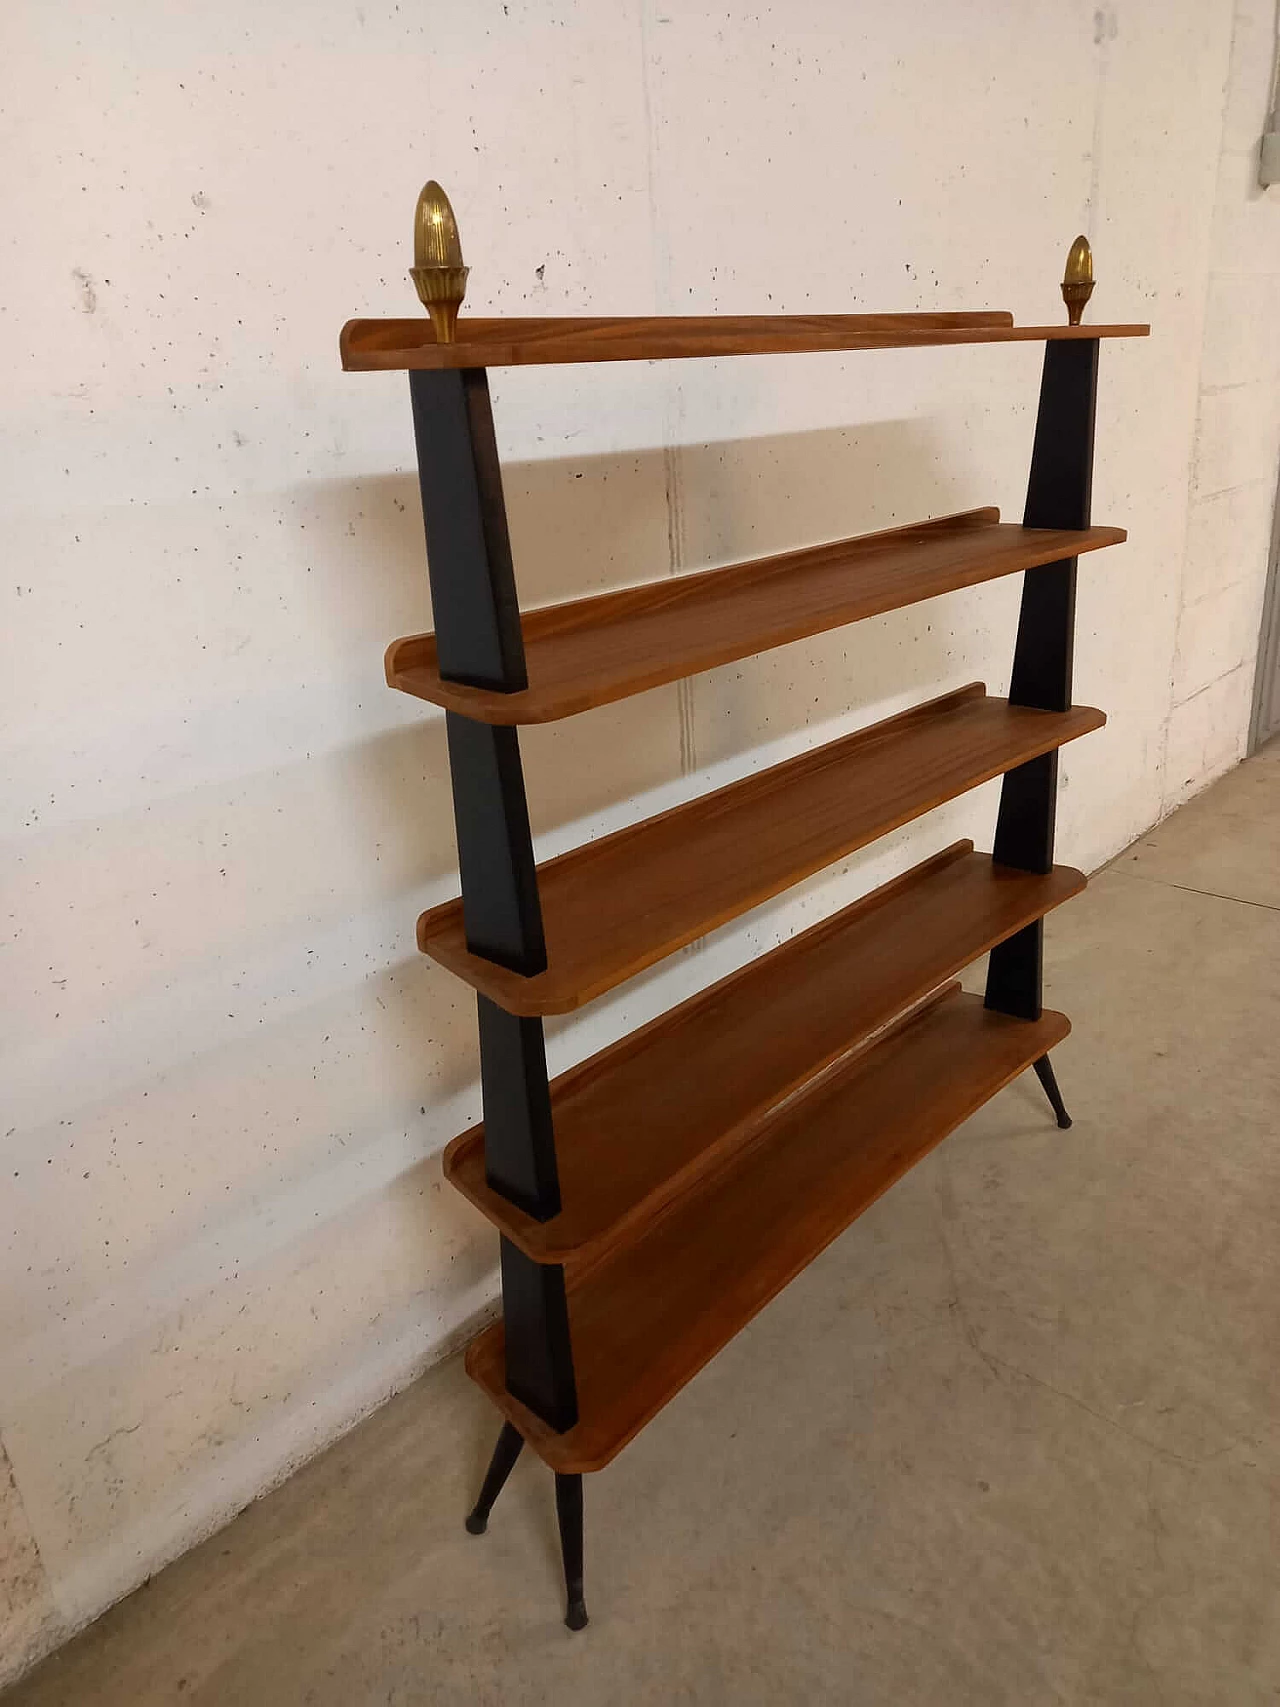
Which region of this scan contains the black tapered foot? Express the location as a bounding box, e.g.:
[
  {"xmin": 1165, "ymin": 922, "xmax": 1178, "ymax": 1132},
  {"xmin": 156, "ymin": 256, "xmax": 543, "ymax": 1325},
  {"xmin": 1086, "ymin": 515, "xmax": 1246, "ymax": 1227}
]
[
  {"xmin": 555, "ymin": 1471, "xmax": 588, "ymax": 1630},
  {"xmin": 1032, "ymin": 1053, "xmax": 1072, "ymax": 1129},
  {"xmin": 466, "ymin": 1421, "xmax": 524, "ymax": 1535}
]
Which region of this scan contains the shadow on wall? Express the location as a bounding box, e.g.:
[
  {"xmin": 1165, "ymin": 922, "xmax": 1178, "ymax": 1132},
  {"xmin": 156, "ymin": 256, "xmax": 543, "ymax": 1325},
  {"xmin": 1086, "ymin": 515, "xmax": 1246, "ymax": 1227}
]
[
  {"xmin": 321, "ymin": 412, "xmax": 982, "ymax": 1081},
  {"xmin": 327, "ymin": 415, "xmax": 973, "ymax": 851},
  {"xmin": 8, "ymin": 418, "xmax": 980, "ymax": 1319},
  {"xmin": 1, "ymin": 420, "xmax": 991, "ymax": 1600}
]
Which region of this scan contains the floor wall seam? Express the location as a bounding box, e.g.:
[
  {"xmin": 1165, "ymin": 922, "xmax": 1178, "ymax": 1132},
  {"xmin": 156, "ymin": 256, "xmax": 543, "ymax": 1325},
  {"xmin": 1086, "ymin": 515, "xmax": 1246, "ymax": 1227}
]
[{"xmin": 1103, "ymin": 867, "xmax": 1280, "ymax": 913}]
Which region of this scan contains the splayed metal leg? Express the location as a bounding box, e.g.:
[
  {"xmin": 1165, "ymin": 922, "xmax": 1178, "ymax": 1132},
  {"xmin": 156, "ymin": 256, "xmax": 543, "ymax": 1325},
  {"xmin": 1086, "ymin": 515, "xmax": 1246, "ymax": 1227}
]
[
  {"xmin": 465, "ymin": 1421, "xmax": 525, "ymax": 1535},
  {"xmin": 555, "ymin": 1472, "xmax": 588, "ymax": 1630},
  {"xmin": 1032, "ymin": 1053, "xmax": 1073, "ymax": 1129}
]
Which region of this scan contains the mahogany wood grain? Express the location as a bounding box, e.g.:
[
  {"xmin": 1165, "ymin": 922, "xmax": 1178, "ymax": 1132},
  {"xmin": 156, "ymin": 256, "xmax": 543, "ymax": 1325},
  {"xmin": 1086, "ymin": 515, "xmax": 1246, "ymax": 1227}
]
[
  {"xmin": 417, "ymin": 684, "xmax": 1105, "ymax": 1014},
  {"xmin": 444, "ymin": 842, "xmax": 1085, "ymax": 1264},
  {"xmin": 341, "ymin": 313, "xmax": 1150, "ymax": 371},
  {"xmin": 464, "ymin": 988, "xmax": 1071, "ymax": 1471},
  {"xmin": 387, "ymin": 509, "xmax": 1127, "ymax": 724}
]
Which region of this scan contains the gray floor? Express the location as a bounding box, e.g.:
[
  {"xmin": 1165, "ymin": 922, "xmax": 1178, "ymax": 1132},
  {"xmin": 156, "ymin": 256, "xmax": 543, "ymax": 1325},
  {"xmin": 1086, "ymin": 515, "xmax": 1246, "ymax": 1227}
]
[{"xmin": 9, "ymin": 744, "xmax": 1279, "ymax": 1706}]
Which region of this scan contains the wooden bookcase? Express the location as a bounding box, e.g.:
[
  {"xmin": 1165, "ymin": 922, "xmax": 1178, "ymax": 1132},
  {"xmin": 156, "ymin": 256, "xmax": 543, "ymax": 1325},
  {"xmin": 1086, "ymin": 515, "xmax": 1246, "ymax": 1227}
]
[{"xmin": 342, "ymin": 198, "xmax": 1148, "ymax": 1630}]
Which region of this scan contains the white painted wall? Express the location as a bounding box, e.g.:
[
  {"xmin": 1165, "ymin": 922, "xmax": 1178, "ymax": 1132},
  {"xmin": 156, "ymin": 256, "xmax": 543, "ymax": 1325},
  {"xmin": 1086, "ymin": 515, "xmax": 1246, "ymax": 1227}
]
[{"xmin": 1, "ymin": 0, "xmax": 1274, "ymax": 1683}]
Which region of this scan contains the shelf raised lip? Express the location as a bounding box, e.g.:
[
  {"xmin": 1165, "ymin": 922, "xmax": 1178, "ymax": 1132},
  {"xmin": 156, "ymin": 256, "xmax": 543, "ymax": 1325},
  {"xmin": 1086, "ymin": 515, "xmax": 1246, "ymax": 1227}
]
[
  {"xmin": 463, "ymin": 989, "xmax": 1072, "ymax": 1473},
  {"xmin": 387, "ymin": 508, "xmax": 1129, "ymax": 725},
  {"xmin": 443, "ymin": 841, "xmax": 1088, "ymax": 1266},
  {"xmin": 416, "ymin": 682, "xmax": 1106, "ymax": 1016},
  {"xmin": 341, "ymin": 313, "xmax": 1151, "ymax": 371}
]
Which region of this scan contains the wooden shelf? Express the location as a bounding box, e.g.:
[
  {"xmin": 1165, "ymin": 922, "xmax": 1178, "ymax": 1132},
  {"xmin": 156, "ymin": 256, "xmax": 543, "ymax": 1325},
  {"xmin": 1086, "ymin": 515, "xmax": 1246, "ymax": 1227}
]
[
  {"xmin": 342, "ymin": 313, "xmax": 1150, "ymax": 371},
  {"xmin": 445, "ymin": 841, "xmax": 1084, "ymax": 1265},
  {"xmin": 387, "ymin": 509, "xmax": 1127, "ymax": 724},
  {"xmin": 465, "ymin": 987, "xmax": 1070, "ymax": 1472},
  {"xmin": 417, "ymin": 683, "xmax": 1105, "ymax": 1014}
]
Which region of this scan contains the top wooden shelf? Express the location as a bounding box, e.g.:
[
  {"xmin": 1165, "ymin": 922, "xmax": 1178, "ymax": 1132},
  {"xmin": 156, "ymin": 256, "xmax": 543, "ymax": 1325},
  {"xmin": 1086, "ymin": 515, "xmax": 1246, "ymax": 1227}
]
[{"xmin": 341, "ymin": 312, "xmax": 1151, "ymax": 372}]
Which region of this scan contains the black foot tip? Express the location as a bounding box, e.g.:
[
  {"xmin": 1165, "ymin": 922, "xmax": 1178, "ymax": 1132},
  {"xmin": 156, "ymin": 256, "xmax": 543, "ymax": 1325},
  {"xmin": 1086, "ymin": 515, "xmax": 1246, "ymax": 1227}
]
[
  {"xmin": 565, "ymin": 1600, "xmax": 589, "ymax": 1631},
  {"xmin": 1057, "ymin": 1114, "xmax": 1073, "ymax": 1130},
  {"xmin": 464, "ymin": 1511, "xmax": 488, "ymax": 1536}
]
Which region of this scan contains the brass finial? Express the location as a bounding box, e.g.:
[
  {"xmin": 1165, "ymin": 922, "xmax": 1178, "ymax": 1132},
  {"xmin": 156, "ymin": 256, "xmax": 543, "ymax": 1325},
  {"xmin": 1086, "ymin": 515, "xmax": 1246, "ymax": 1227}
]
[
  {"xmin": 1061, "ymin": 235, "xmax": 1094, "ymax": 326},
  {"xmin": 411, "ymin": 180, "xmax": 469, "ymax": 343}
]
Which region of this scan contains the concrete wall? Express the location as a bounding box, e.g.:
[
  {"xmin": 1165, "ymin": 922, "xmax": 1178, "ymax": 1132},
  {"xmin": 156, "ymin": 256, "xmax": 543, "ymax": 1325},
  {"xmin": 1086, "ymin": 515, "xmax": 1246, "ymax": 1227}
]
[
  {"xmin": 2, "ymin": 0, "xmax": 1274, "ymax": 1683},
  {"xmin": 1168, "ymin": 0, "xmax": 1280, "ymax": 797}
]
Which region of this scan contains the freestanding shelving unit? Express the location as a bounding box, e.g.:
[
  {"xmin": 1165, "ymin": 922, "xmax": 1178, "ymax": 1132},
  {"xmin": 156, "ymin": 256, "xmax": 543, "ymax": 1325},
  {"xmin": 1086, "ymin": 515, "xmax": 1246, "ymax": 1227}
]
[{"xmin": 341, "ymin": 187, "xmax": 1148, "ymax": 1630}]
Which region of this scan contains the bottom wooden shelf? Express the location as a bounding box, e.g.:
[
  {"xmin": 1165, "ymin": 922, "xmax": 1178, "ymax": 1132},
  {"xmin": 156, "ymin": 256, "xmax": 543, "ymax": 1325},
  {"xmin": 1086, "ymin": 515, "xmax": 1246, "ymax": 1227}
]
[{"xmin": 465, "ymin": 987, "xmax": 1070, "ymax": 1472}]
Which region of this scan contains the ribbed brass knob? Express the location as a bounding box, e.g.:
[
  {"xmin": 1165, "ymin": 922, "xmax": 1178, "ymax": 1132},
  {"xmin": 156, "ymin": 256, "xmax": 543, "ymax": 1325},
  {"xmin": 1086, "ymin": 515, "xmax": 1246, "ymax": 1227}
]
[{"xmin": 411, "ymin": 181, "xmax": 469, "ymax": 343}]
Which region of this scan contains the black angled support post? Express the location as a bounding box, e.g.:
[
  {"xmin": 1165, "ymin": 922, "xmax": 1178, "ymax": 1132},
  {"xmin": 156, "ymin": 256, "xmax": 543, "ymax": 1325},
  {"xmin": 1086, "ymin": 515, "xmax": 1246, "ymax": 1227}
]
[
  {"xmin": 1007, "ymin": 338, "xmax": 1098, "ymax": 716},
  {"xmin": 476, "ymin": 994, "xmax": 560, "ymax": 1216},
  {"xmin": 408, "ymin": 368, "xmax": 527, "ymax": 692},
  {"xmin": 409, "ymin": 367, "xmax": 577, "ymax": 1433},
  {"xmin": 985, "ymin": 340, "xmax": 1097, "ymax": 1117},
  {"xmin": 500, "ymin": 1238, "xmax": 577, "ymax": 1429}
]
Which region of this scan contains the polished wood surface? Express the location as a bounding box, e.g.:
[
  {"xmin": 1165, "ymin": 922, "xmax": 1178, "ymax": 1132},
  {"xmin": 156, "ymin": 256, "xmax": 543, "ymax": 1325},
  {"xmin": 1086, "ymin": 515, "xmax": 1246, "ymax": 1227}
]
[
  {"xmin": 342, "ymin": 313, "xmax": 1150, "ymax": 371},
  {"xmin": 445, "ymin": 842, "xmax": 1085, "ymax": 1263},
  {"xmin": 465, "ymin": 988, "xmax": 1071, "ymax": 1471},
  {"xmin": 387, "ymin": 510, "xmax": 1127, "ymax": 724},
  {"xmin": 417, "ymin": 684, "xmax": 1105, "ymax": 1014}
]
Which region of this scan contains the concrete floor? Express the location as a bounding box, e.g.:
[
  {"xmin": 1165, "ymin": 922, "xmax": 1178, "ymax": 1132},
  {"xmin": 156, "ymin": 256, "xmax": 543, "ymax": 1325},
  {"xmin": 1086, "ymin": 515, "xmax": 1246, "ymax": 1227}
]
[{"xmin": 8, "ymin": 743, "xmax": 1279, "ymax": 1706}]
